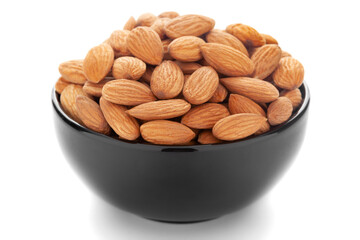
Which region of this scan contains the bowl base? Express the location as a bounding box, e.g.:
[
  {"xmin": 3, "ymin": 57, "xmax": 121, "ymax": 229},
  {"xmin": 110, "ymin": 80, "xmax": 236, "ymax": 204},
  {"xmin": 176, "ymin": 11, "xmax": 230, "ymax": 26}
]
[{"xmin": 145, "ymin": 217, "xmax": 217, "ymax": 224}]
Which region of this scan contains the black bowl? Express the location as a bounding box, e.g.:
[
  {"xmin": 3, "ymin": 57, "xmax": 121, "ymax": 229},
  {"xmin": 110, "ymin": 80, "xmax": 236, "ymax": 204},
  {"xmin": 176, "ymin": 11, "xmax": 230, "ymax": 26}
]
[{"xmin": 52, "ymin": 83, "xmax": 310, "ymax": 223}]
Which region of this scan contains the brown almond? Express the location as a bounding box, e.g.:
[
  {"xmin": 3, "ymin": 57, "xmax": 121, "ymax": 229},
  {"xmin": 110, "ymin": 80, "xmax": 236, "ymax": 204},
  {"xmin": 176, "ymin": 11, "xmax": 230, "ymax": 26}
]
[
  {"xmin": 200, "ymin": 43, "xmax": 254, "ymax": 77},
  {"xmin": 127, "ymin": 99, "xmax": 191, "ymax": 120},
  {"xmin": 221, "ymin": 77, "xmax": 279, "ymax": 103},
  {"xmin": 206, "ymin": 29, "xmax": 249, "ymax": 56},
  {"xmin": 55, "ymin": 77, "xmax": 70, "ymax": 94},
  {"xmin": 280, "ymin": 88, "xmax": 302, "ymax": 108},
  {"xmin": 158, "ymin": 11, "xmax": 179, "ymax": 19},
  {"xmin": 99, "ymin": 97, "xmax": 140, "ymax": 140},
  {"xmin": 150, "ymin": 60, "xmax": 184, "ymax": 99},
  {"xmin": 208, "ymin": 83, "xmax": 228, "ymax": 103},
  {"xmin": 226, "ymin": 23, "xmax": 265, "ymax": 47},
  {"xmin": 228, "ymin": 94, "xmax": 266, "ymax": 116},
  {"xmin": 83, "ymin": 43, "xmax": 114, "ymax": 83},
  {"xmin": 58, "ymin": 60, "xmax": 87, "ymax": 84},
  {"xmin": 112, "ymin": 57, "xmax": 146, "ymax": 80},
  {"xmin": 102, "ymin": 79, "xmax": 156, "ymax": 106},
  {"xmin": 83, "ymin": 78, "xmax": 112, "ymax": 97},
  {"xmin": 213, "ymin": 113, "xmax": 267, "ymax": 141},
  {"xmin": 123, "ymin": 16, "xmax": 136, "ymax": 31},
  {"xmin": 261, "ymin": 34, "xmax": 278, "ymax": 45},
  {"xmin": 164, "ymin": 14, "xmax": 215, "ymax": 39},
  {"xmin": 183, "ymin": 66, "xmax": 219, "ymax": 105},
  {"xmin": 273, "ymin": 57, "xmax": 304, "ymax": 90},
  {"xmin": 175, "ymin": 61, "xmax": 202, "ymax": 74},
  {"xmin": 75, "ymin": 95, "xmax": 110, "ymax": 134},
  {"xmin": 60, "ymin": 84, "xmax": 87, "ymax": 123},
  {"xmin": 181, "ymin": 103, "xmax": 230, "ymax": 129},
  {"xmin": 198, "ymin": 130, "xmax": 222, "ymax": 144},
  {"xmin": 136, "ymin": 13, "xmax": 157, "ymax": 27},
  {"xmin": 108, "ymin": 30, "xmax": 131, "ymax": 56},
  {"xmin": 151, "ymin": 18, "xmax": 170, "ymax": 40},
  {"xmin": 168, "ymin": 36, "xmax": 205, "ymax": 62},
  {"xmin": 162, "ymin": 38, "xmax": 173, "ymax": 60},
  {"xmin": 141, "ymin": 66, "xmax": 154, "ymax": 83},
  {"xmin": 140, "ymin": 120, "xmax": 195, "ymax": 145},
  {"xmin": 281, "ymin": 51, "xmax": 292, "ymax": 58},
  {"xmin": 251, "ymin": 44, "xmax": 282, "ymax": 79},
  {"xmin": 267, "ymin": 97, "xmax": 293, "ymax": 126},
  {"xmin": 127, "ymin": 27, "xmax": 163, "ymax": 65},
  {"xmin": 254, "ymin": 121, "xmax": 271, "ymax": 135}
]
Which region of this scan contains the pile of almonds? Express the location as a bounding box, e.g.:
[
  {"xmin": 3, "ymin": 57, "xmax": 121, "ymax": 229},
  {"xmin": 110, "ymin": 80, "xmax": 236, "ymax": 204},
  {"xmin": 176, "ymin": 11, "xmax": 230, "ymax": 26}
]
[{"xmin": 55, "ymin": 12, "xmax": 305, "ymax": 146}]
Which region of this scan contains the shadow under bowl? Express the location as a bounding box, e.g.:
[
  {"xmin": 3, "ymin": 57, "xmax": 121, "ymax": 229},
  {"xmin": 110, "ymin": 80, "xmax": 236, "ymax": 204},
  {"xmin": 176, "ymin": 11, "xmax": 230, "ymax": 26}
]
[{"xmin": 52, "ymin": 83, "xmax": 310, "ymax": 223}]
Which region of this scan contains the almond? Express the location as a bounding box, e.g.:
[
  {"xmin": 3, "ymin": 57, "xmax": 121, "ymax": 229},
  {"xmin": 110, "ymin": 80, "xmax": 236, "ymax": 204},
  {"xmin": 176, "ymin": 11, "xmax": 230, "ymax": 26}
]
[
  {"xmin": 112, "ymin": 57, "xmax": 146, "ymax": 80},
  {"xmin": 140, "ymin": 120, "xmax": 195, "ymax": 145},
  {"xmin": 200, "ymin": 43, "xmax": 254, "ymax": 77},
  {"xmin": 280, "ymin": 88, "xmax": 302, "ymax": 108},
  {"xmin": 213, "ymin": 113, "xmax": 267, "ymax": 141},
  {"xmin": 55, "ymin": 77, "xmax": 70, "ymax": 94},
  {"xmin": 58, "ymin": 60, "xmax": 87, "ymax": 84},
  {"xmin": 141, "ymin": 66, "xmax": 154, "ymax": 83},
  {"xmin": 181, "ymin": 103, "xmax": 230, "ymax": 129},
  {"xmin": 83, "ymin": 78, "xmax": 112, "ymax": 97},
  {"xmin": 127, "ymin": 99, "xmax": 191, "ymax": 120},
  {"xmin": 254, "ymin": 121, "xmax": 271, "ymax": 135},
  {"xmin": 150, "ymin": 60, "xmax": 184, "ymax": 99},
  {"xmin": 206, "ymin": 29, "xmax": 249, "ymax": 56},
  {"xmin": 168, "ymin": 36, "xmax": 205, "ymax": 62},
  {"xmin": 83, "ymin": 43, "xmax": 114, "ymax": 83},
  {"xmin": 267, "ymin": 97, "xmax": 293, "ymax": 126},
  {"xmin": 99, "ymin": 97, "xmax": 140, "ymax": 140},
  {"xmin": 220, "ymin": 77, "xmax": 279, "ymax": 103},
  {"xmin": 75, "ymin": 95, "xmax": 110, "ymax": 134},
  {"xmin": 175, "ymin": 61, "xmax": 202, "ymax": 74},
  {"xmin": 226, "ymin": 23, "xmax": 265, "ymax": 47},
  {"xmin": 228, "ymin": 94, "xmax": 266, "ymax": 116},
  {"xmin": 136, "ymin": 13, "xmax": 157, "ymax": 27},
  {"xmin": 127, "ymin": 27, "xmax": 163, "ymax": 65},
  {"xmin": 123, "ymin": 16, "xmax": 136, "ymax": 31},
  {"xmin": 198, "ymin": 130, "xmax": 222, "ymax": 144},
  {"xmin": 281, "ymin": 51, "xmax": 292, "ymax": 58},
  {"xmin": 108, "ymin": 30, "xmax": 131, "ymax": 56},
  {"xmin": 158, "ymin": 11, "xmax": 179, "ymax": 19},
  {"xmin": 251, "ymin": 44, "xmax": 282, "ymax": 79},
  {"xmin": 162, "ymin": 39, "xmax": 173, "ymax": 60},
  {"xmin": 102, "ymin": 79, "xmax": 156, "ymax": 105},
  {"xmin": 273, "ymin": 57, "xmax": 304, "ymax": 90},
  {"xmin": 60, "ymin": 84, "xmax": 87, "ymax": 123},
  {"xmin": 183, "ymin": 66, "xmax": 219, "ymax": 104},
  {"xmin": 151, "ymin": 18, "xmax": 170, "ymax": 39},
  {"xmin": 208, "ymin": 83, "xmax": 228, "ymax": 103},
  {"xmin": 164, "ymin": 14, "xmax": 215, "ymax": 39},
  {"xmin": 261, "ymin": 34, "xmax": 278, "ymax": 45}
]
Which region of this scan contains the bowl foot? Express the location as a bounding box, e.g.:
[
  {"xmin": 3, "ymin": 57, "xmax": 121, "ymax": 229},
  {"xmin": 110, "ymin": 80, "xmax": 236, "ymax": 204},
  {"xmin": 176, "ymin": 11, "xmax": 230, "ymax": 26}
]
[{"xmin": 144, "ymin": 217, "xmax": 218, "ymax": 224}]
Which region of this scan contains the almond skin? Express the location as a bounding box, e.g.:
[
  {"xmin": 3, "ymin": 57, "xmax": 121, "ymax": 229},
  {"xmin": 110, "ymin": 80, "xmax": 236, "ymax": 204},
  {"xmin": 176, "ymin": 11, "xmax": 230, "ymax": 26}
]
[
  {"xmin": 127, "ymin": 99, "xmax": 191, "ymax": 120},
  {"xmin": 213, "ymin": 113, "xmax": 267, "ymax": 141},
  {"xmin": 251, "ymin": 44, "xmax": 282, "ymax": 79},
  {"xmin": 281, "ymin": 51, "xmax": 292, "ymax": 58},
  {"xmin": 112, "ymin": 57, "xmax": 146, "ymax": 80},
  {"xmin": 102, "ymin": 79, "xmax": 156, "ymax": 106},
  {"xmin": 198, "ymin": 130, "xmax": 222, "ymax": 144},
  {"xmin": 162, "ymin": 38, "xmax": 173, "ymax": 60},
  {"xmin": 140, "ymin": 120, "xmax": 195, "ymax": 145},
  {"xmin": 273, "ymin": 57, "xmax": 304, "ymax": 90},
  {"xmin": 55, "ymin": 77, "xmax": 70, "ymax": 94},
  {"xmin": 200, "ymin": 43, "xmax": 254, "ymax": 77},
  {"xmin": 254, "ymin": 121, "xmax": 271, "ymax": 135},
  {"xmin": 220, "ymin": 77, "xmax": 279, "ymax": 103},
  {"xmin": 158, "ymin": 11, "xmax": 179, "ymax": 19},
  {"xmin": 108, "ymin": 30, "xmax": 131, "ymax": 56},
  {"xmin": 83, "ymin": 78, "xmax": 112, "ymax": 97},
  {"xmin": 175, "ymin": 61, "xmax": 202, "ymax": 74},
  {"xmin": 127, "ymin": 27, "xmax": 163, "ymax": 65},
  {"xmin": 151, "ymin": 60, "xmax": 184, "ymax": 99},
  {"xmin": 123, "ymin": 16, "xmax": 136, "ymax": 31},
  {"xmin": 228, "ymin": 94, "xmax": 266, "ymax": 116},
  {"xmin": 267, "ymin": 97, "xmax": 293, "ymax": 126},
  {"xmin": 99, "ymin": 97, "xmax": 140, "ymax": 140},
  {"xmin": 226, "ymin": 23, "xmax": 265, "ymax": 47},
  {"xmin": 141, "ymin": 66, "xmax": 154, "ymax": 83},
  {"xmin": 60, "ymin": 84, "xmax": 88, "ymax": 123},
  {"xmin": 262, "ymin": 34, "xmax": 278, "ymax": 45},
  {"xmin": 208, "ymin": 83, "xmax": 228, "ymax": 103},
  {"xmin": 280, "ymin": 88, "xmax": 302, "ymax": 108},
  {"xmin": 75, "ymin": 95, "xmax": 110, "ymax": 134},
  {"xmin": 164, "ymin": 14, "xmax": 215, "ymax": 39},
  {"xmin": 206, "ymin": 29, "xmax": 249, "ymax": 56},
  {"xmin": 83, "ymin": 43, "xmax": 114, "ymax": 83},
  {"xmin": 168, "ymin": 36, "xmax": 205, "ymax": 62},
  {"xmin": 136, "ymin": 13, "xmax": 157, "ymax": 27},
  {"xmin": 183, "ymin": 66, "xmax": 219, "ymax": 105},
  {"xmin": 181, "ymin": 103, "xmax": 230, "ymax": 129},
  {"xmin": 58, "ymin": 60, "xmax": 87, "ymax": 84},
  {"xmin": 151, "ymin": 18, "xmax": 169, "ymax": 40}
]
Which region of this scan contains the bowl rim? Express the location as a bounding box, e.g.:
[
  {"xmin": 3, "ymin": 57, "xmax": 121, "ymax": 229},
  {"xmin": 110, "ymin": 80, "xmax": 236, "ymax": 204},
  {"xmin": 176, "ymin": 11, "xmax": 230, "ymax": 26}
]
[{"xmin": 52, "ymin": 82, "xmax": 310, "ymax": 151}]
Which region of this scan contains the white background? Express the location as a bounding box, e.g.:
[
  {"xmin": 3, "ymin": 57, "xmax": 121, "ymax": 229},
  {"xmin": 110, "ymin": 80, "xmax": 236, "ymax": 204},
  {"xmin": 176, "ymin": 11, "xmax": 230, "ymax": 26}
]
[{"xmin": 1, "ymin": 0, "xmax": 359, "ymax": 239}]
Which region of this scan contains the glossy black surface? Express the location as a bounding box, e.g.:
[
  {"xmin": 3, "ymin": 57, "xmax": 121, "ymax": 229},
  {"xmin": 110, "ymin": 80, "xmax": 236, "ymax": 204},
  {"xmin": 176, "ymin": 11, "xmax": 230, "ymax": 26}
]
[{"xmin": 52, "ymin": 83, "xmax": 310, "ymax": 223}]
